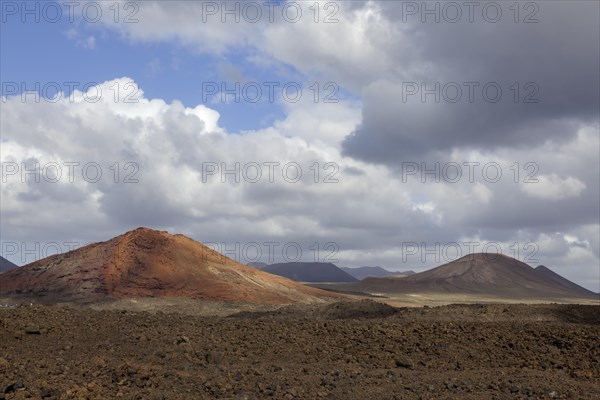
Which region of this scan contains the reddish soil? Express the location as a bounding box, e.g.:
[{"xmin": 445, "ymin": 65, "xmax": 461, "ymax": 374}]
[
  {"xmin": 1, "ymin": 301, "xmax": 598, "ymax": 399},
  {"xmin": 0, "ymin": 228, "xmax": 342, "ymax": 304}
]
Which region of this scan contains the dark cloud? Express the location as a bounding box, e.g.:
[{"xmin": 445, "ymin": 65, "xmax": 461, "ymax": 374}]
[{"xmin": 343, "ymin": 1, "xmax": 600, "ymax": 163}]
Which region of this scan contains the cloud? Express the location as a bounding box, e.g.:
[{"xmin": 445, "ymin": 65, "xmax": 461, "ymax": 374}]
[
  {"xmin": 2, "ymin": 78, "xmax": 391, "ymax": 245},
  {"xmin": 216, "ymin": 62, "xmax": 249, "ymax": 83},
  {"xmin": 90, "ymin": 2, "xmax": 599, "ymax": 162},
  {"xmin": 341, "ymin": 1, "xmax": 600, "ymax": 163},
  {"xmin": 0, "ymin": 79, "xmax": 490, "ymax": 246},
  {"xmin": 64, "ymin": 27, "xmax": 97, "ymax": 50},
  {"xmin": 521, "ymin": 174, "xmax": 586, "ymax": 200}
]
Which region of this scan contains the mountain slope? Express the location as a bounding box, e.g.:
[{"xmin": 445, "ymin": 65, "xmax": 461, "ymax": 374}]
[
  {"xmin": 0, "ymin": 256, "xmax": 18, "ymax": 273},
  {"xmin": 356, "ymin": 253, "xmax": 598, "ymax": 299},
  {"xmin": 247, "ymin": 262, "xmax": 268, "ymax": 269},
  {"xmin": 534, "ymin": 265, "xmax": 597, "ymax": 296},
  {"xmin": 0, "ymin": 228, "xmax": 343, "ymax": 304},
  {"xmin": 262, "ymin": 262, "xmax": 358, "ymax": 283}
]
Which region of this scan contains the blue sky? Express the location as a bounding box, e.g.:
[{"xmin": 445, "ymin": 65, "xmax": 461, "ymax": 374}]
[{"xmin": 1, "ymin": 6, "xmax": 301, "ymax": 132}]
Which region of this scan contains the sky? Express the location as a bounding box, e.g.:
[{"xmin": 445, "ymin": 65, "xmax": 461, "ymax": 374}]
[{"xmin": 1, "ymin": 0, "xmax": 599, "ymax": 291}]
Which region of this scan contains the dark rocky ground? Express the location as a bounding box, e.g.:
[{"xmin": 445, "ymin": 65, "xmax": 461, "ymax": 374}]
[{"xmin": 1, "ymin": 301, "xmax": 599, "ymax": 399}]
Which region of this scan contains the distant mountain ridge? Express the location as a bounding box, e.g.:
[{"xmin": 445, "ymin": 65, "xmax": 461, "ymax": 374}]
[
  {"xmin": 341, "ymin": 266, "xmax": 415, "ymax": 280},
  {"xmin": 355, "ymin": 253, "xmax": 598, "ymax": 299},
  {"xmin": 261, "ymin": 262, "xmax": 358, "ymax": 283},
  {"xmin": 0, "ymin": 256, "xmax": 19, "ymax": 273}
]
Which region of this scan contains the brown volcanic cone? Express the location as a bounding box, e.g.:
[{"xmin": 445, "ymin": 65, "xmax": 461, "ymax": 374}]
[
  {"xmin": 356, "ymin": 253, "xmax": 598, "ymax": 299},
  {"xmin": 0, "ymin": 228, "xmax": 343, "ymax": 304}
]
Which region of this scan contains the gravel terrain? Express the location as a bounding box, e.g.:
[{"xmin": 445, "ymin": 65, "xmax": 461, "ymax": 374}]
[{"xmin": 1, "ymin": 301, "xmax": 599, "ymax": 399}]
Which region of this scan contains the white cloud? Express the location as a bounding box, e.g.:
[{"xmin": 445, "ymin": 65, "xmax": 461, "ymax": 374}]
[
  {"xmin": 64, "ymin": 27, "xmax": 97, "ymax": 50},
  {"xmin": 1, "ymin": 78, "xmax": 421, "ymax": 243},
  {"xmin": 91, "ymin": 1, "xmax": 396, "ymax": 90},
  {"xmin": 0, "ymin": 78, "xmax": 470, "ymax": 250},
  {"xmin": 521, "ymin": 174, "xmax": 586, "ymax": 200}
]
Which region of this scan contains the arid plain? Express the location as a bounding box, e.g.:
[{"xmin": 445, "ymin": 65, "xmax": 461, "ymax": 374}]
[{"xmin": 1, "ymin": 228, "xmax": 598, "ymax": 399}]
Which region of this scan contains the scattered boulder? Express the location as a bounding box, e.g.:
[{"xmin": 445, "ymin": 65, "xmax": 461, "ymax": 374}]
[
  {"xmin": 395, "ymin": 357, "xmax": 414, "ymax": 370},
  {"xmin": 24, "ymin": 325, "xmax": 40, "ymax": 335}
]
